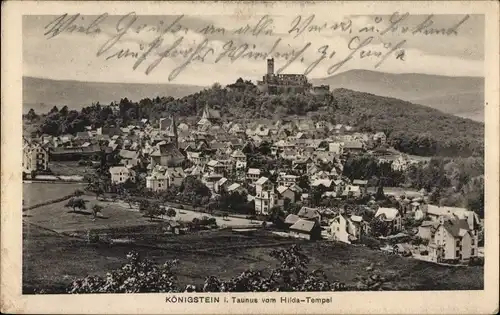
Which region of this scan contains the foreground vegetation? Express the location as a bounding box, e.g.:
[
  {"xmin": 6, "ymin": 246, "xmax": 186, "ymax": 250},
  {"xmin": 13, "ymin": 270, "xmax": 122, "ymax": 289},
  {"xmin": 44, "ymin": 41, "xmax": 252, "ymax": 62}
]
[{"xmin": 23, "ymin": 223, "xmax": 483, "ymax": 294}]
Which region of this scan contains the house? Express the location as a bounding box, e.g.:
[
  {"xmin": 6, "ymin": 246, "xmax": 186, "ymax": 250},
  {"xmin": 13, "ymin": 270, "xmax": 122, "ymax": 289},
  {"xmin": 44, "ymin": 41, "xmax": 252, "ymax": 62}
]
[
  {"xmin": 254, "ymin": 177, "xmax": 275, "ymax": 215},
  {"xmin": 392, "ymin": 243, "xmax": 412, "ymax": 256},
  {"xmin": 97, "ymin": 127, "xmax": 122, "ymax": 137},
  {"xmin": 416, "ymin": 220, "xmax": 439, "ymax": 240},
  {"xmin": 23, "ymin": 140, "xmax": 49, "ymax": 173},
  {"xmin": 342, "ymin": 185, "xmax": 361, "ymax": 198},
  {"xmin": 328, "ymin": 142, "xmax": 343, "ymax": 155},
  {"xmin": 429, "ymin": 215, "xmax": 479, "ymax": 263},
  {"xmin": 215, "ymin": 177, "xmax": 229, "ymax": 193},
  {"xmin": 278, "ymin": 174, "xmax": 299, "ymax": 187},
  {"xmin": 165, "ymin": 167, "xmax": 185, "ymax": 187},
  {"xmin": 276, "ymin": 185, "xmax": 296, "ymax": 207},
  {"xmin": 198, "ymin": 104, "xmax": 221, "ymax": 129},
  {"xmin": 329, "ymin": 214, "xmax": 364, "ymax": 244},
  {"xmin": 343, "ymin": 141, "xmax": 365, "ymax": 154},
  {"xmin": 150, "ymin": 142, "xmax": 185, "ymax": 167},
  {"xmin": 246, "ymin": 168, "xmax": 261, "ymax": 183},
  {"xmin": 206, "ymin": 160, "xmax": 225, "ymax": 174},
  {"xmin": 119, "ymin": 149, "xmax": 141, "ymax": 167},
  {"xmin": 289, "ymin": 219, "xmax": 322, "ymax": 240},
  {"xmin": 423, "ymin": 205, "xmax": 480, "ymax": 231},
  {"xmin": 374, "ymin": 207, "xmax": 402, "ymax": 234},
  {"xmin": 373, "ymin": 132, "xmax": 387, "ymax": 144},
  {"xmin": 226, "ymin": 183, "xmax": 246, "ymax": 194},
  {"xmin": 297, "ymin": 206, "xmax": 321, "ymax": 223},
  {"xmin": 187, "ymin": 151, "xmax": 205, "ymax": 165},
  {"xmin": 231, "ymin": 149, "xmax": 247, "ymax": 170},
  {"xmin": 110, "ymin": 166, "xmax": 136, "ymax": 184},
  {"xmin": 146, "ymin": 171, "xmax": 168, "ymax": 191},
  {"xmin": 352, "ymin": 179, "xmax": 368, "ymax": 194}
]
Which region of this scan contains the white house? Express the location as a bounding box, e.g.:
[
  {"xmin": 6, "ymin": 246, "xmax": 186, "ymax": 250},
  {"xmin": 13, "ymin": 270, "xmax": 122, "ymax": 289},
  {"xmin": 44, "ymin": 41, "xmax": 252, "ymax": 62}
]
[
  {"xmin": 254, "ymin": 176, "xmax": 275, "ymax": 215},
  {"xmin": 329, "ymin": 214, "xmax": 364, "ymax": 244},
  {"xmin": 278, "ymin": 174, "xmax": 299, "ymax": 187},
  {"xmin": 110, "ymin": 166, "xmax": 136, "ymax": 184},
  {"xmin": 23, "ymin": 140, "xmax": 49, "ymax": 173},
  {"xmin": 246, "ymin": 168, "xmax": 261, "ymax": 183},
  {"xmin": 374, "ymin": 207, "xmax": 402, "ymax": 233},
  {"xmin": 429, "ymin": 215, "xmax": 479, "ymax": 262}
]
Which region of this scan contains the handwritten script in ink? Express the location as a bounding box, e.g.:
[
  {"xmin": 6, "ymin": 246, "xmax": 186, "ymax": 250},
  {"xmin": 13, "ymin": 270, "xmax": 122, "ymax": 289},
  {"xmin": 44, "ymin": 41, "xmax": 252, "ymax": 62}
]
[{"xmin": 43, "ymin": 12, "xmax": 471, "ymax": 81}]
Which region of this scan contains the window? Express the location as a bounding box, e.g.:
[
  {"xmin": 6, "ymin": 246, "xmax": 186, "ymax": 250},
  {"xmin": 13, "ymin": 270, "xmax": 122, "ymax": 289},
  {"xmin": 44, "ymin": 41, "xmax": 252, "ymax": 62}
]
[{"xmin": 471, "ymin": 249, "xmax": 475, "ymax": 256}]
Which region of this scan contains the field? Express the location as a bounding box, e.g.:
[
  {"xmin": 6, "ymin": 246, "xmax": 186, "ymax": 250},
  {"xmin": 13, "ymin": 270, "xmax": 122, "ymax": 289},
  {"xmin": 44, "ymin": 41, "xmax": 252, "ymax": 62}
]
[
  {"xmin": 23, "ymin": 182, "xmax": 87, "ymax": 208},
  {"xmin": 23, "ymin": 221, "xmax": 484, "ymax": 294},
  {"xmin": 48, "ymin": 161, "xmax": 96, "ymax": 177}
]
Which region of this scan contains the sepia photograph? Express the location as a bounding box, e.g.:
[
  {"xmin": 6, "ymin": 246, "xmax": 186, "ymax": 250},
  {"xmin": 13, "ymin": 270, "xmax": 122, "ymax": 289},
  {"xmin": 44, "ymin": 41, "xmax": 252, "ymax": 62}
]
[{"xmin": 2, "ymin": 1, "xmax": 499, "ymax": 314}]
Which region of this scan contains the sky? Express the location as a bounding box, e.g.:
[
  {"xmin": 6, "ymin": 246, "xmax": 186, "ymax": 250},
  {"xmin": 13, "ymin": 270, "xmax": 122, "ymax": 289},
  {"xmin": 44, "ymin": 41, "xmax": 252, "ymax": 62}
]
[{"xmin": 23, "ymin": 13, "xmax": 484, "ymax": 86}]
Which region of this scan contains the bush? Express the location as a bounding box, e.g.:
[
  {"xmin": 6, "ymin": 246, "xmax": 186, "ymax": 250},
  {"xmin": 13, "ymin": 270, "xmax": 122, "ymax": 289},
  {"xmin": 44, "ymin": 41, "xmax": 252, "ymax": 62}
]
[{"xmin": 468, "ymin": 257, "xmax": 484, "ymax": 266}]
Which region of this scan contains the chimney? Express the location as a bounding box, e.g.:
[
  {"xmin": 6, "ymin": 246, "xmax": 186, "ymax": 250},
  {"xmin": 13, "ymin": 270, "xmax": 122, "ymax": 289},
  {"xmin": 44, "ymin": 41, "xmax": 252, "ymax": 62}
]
[{"xmin": 267, "ymin": 58, "xmax": 274, "ymax": 75}]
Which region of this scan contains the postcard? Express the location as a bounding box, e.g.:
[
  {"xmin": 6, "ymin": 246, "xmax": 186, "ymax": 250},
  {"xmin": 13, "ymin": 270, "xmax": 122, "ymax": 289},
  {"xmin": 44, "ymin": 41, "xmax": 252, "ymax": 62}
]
[{"xmin": 1, "ymin": 1, "xmax": 499, "ymax": 314}]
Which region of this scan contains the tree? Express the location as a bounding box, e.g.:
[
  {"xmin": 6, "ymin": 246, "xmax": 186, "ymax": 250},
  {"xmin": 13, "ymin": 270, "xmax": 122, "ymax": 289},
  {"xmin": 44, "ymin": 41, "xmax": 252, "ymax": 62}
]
[
  {"xmin": 166, "ymin": 208, "xmax": 177, "ymax": 220},
  {"xmin": 142, "ymin": 202, "xmax": 162, "ymax": 221},
  {"xmin": 65, "ymin": 198, "xmax": 86, "ymax": 212},
  {"xmin": 91, "ymin": 204, "xmax": 103, "ymax": 219},
  {"xmin": 369, "ymin": 218, "xmax": 390, "ymax": 237},
  {"xmin": 26, "ymin": 108, "xmax": 38, "ymax": 121},
  {"xmin": 375, "ymin": 185, "xmax": 385, "ymax": 201}
]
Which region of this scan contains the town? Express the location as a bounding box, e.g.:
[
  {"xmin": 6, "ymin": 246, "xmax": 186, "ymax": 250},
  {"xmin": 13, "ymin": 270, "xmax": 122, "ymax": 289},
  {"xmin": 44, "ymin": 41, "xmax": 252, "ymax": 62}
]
[{"xmin": 22, "ymin": 59, "xmax": 485, "ymax": 294}]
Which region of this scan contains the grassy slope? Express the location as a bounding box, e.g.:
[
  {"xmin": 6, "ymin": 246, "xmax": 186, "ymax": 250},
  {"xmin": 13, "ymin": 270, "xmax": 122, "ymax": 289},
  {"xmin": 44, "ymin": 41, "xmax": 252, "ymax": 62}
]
[
  {"xmin": 312, "ymin": 70, "xmax": 484, "ymax": 121},
  {"xmin": 23, "ymin": 76, "xmax": 207, "ymax": 113},
  {"xmin": 23, "ymin": 223, "xmax": 483, "ymax": 293}
]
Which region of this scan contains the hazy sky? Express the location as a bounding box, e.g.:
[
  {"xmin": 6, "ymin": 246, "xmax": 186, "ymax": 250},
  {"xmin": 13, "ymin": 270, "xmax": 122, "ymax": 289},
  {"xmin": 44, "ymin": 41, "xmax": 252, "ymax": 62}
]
[{"xmin": 23, "ymin": 13, "xmax": 484, "ymax": 86}]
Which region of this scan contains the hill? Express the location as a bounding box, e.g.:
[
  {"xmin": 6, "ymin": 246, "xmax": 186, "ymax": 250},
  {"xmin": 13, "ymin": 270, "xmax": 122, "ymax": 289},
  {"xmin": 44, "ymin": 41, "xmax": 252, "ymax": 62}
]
[
  {"xmin": 311, "ymin": 70, "xmax": 484, "ymax": 122},
  {"xmin": 23, "ymin": 76, "xmax": 207, "ymax": 114},
  {"xmin": 29, "ymin": 78, "xmax": 484, "ymax": 157}
]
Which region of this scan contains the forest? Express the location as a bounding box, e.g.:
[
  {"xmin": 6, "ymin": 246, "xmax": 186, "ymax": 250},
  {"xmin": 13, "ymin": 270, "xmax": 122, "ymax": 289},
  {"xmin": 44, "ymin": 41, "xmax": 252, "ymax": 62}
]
[{"xmin": 25, "ymin": 78, "xmax": 484, "ymax": 157}]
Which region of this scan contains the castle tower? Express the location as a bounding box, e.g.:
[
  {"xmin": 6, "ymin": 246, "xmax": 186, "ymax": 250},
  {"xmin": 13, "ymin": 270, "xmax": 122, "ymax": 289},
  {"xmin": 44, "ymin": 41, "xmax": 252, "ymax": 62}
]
[{"xmin": 267, "ymin": 58, "xmax": 274, "ymax": 75}]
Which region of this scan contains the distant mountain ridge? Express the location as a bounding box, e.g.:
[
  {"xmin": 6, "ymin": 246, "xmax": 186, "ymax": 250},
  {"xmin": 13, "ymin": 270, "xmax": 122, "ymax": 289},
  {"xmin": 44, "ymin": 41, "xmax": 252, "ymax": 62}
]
[
  {"xmin": 23, "ymin": 76, "xmax": 207, "ymax": 114},
  {"xmin": 311, "ymin": 70, "xmax": 484, "ymax": 122}
]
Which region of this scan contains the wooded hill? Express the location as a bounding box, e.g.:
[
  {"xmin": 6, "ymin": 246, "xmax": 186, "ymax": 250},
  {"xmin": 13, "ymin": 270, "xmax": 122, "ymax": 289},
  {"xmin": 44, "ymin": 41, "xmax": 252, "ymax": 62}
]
[{"xmin": 27, "ymin": 79, "xmax": 484, "ymax": 157}]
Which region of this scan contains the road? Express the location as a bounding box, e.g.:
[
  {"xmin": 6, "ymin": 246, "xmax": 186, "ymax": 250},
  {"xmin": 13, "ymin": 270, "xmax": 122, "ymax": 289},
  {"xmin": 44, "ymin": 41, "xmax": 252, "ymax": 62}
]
[{"xmin": 100, "ymin": 198, "xmax": 271, "ymax": 228}]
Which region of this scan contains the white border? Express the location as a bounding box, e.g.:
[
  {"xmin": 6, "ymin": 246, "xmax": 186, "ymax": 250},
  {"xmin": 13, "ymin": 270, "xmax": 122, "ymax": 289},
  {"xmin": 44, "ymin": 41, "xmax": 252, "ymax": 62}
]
[{"xmin": 2, "ymin": 1, "xmax": 499, "ymax": 314}]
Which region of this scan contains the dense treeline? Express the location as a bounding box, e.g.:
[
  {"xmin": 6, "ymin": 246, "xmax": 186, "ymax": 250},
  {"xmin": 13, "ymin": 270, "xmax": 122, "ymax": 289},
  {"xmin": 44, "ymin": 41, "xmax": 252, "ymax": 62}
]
[
  {"xmin": 26, "ymin": 79, "xmax": 484, "ymax": 157},
  {"xmin": 341, "ymin": 154, "xmax": 484, "ymax": 217}
]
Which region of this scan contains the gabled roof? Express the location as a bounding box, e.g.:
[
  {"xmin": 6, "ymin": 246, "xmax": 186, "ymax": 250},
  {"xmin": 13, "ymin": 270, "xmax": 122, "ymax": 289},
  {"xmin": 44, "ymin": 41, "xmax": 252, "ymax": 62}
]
[
  {"xmin": 218, "ymin": 177, "xmax": 228, "ymax": 185},
  {"xmin": 227, "ymin": 183, "xmax": 243, "ymax": 192},
  {"xmin": 344, "ymin": 141, "xmax": 364, "ymax": 149},
  {"xmin": 443, "ymin": 218, "xmax": 471, "ymax": 238},
  {"xmin": 290, "ymin": 219, "xmax": 317, "ymax": 233},
  {"xmin": 353, "ymin": 179, "xmax": 368, "ymax": 185},
  {"xmin": 277, "ymin": 186, "xmax": 291, "ymax": 194},
  {"xmin": 255, "ymin": 176, "xmax": 269, "ymax": 185},
  {"xmin": 375, "ymin": 207, "xmax": 400, "ymax": 221},
  {"xmin": 297, "ymin": 207, "xmax": 321, "ymax": 220},
  {"xmin": 231, "ymin": 149, "xmax": 246, "ymax": 158},
  {"xmin": 284, "ymin": 214, "xmax": 300, "ymax": 225},
  {"xmin": 247, "ymin": 168, "xmax": 261, "ymax": 175},
  {"xmin": 207, "ymin": 160, "xmax": 220, "ymax": 167},
  {"xmin": 119, "ymin": 149, "xmax": 139, "ymax": 159}
]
